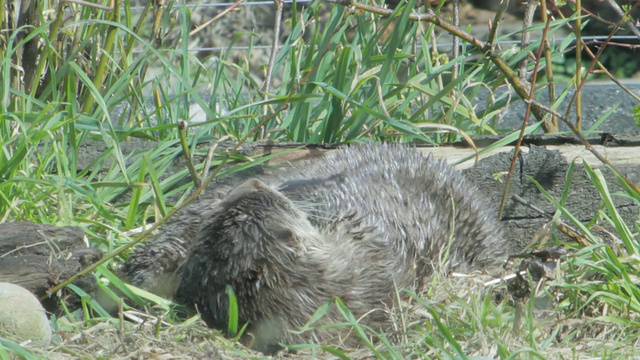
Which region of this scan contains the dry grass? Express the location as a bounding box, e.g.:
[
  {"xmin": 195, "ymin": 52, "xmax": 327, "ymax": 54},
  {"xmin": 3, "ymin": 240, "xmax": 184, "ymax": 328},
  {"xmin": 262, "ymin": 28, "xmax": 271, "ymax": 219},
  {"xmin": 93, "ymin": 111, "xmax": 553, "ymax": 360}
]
[
  {"xmin": 7, "ymin": 243, "xmax": 640, "ymax": 360},
  {"xmin": 41, "ymin": 311, "xmax": 257, "ymax": 359}
]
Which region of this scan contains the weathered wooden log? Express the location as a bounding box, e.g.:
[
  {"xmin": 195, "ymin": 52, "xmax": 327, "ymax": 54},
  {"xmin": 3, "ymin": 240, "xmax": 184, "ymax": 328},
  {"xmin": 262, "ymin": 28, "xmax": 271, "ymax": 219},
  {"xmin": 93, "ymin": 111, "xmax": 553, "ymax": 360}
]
[{"xmin": 0, "ymin": 222, "xmax": 102, "ymax": 313}]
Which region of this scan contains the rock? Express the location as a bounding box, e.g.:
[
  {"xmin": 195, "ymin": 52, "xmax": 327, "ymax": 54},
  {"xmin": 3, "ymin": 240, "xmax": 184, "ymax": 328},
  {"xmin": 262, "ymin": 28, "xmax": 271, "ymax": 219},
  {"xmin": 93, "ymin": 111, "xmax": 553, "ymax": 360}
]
[{"xmin": 0, "ymin": 282, "xmax": 52, "ymax": 347}]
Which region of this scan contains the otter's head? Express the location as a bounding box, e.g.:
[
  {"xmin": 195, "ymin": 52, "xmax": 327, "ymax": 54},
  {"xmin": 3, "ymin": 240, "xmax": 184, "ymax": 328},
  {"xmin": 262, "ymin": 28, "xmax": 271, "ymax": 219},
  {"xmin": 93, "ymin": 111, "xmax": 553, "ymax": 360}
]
[
  {"xmin": 197, "ymin": 178, "xmax": 316, "ymax": 280},
  {"xmin": 179, "ymin": 178, "xmax": 320, "ymax": 338}
]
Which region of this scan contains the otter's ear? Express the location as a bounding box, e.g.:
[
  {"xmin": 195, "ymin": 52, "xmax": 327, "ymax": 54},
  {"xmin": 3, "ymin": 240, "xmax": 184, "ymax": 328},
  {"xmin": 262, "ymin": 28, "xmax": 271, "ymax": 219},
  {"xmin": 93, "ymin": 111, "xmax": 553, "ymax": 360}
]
[
  {"xmin": 226, "ymin": 179, "xmax": 270, "ymax": 202},
  {"xmin": 266, "ymin": 221, "xmax": 295, "ymax": 243}
]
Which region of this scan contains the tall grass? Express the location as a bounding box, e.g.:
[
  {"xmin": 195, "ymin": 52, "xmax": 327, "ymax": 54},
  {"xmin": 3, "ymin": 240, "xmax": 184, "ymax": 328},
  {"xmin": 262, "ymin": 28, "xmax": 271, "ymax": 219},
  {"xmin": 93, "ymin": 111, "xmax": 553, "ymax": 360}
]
[
  {"xmin": 0, "ymin": 0, "xmax": 587, "ymax": 224},
  {"xmin": 0, "ymin": 1, "xmax": 508, "ymax": 228}
]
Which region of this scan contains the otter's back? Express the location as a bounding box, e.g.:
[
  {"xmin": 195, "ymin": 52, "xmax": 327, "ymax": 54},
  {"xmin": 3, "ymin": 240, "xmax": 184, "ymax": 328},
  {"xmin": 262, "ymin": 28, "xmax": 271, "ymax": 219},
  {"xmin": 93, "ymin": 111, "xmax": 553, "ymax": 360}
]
[{"xmin": 274, "ymin": 144, "xmax": 506, "ymax": 276}]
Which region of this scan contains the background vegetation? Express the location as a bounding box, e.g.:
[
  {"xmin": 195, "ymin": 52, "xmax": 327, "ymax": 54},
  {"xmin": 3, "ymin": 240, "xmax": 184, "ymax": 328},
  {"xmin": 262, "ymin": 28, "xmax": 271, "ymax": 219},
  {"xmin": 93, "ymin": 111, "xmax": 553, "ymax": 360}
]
[{"xmin": 1, "ymin": 0, "xmax": 640, "ymax": 358}]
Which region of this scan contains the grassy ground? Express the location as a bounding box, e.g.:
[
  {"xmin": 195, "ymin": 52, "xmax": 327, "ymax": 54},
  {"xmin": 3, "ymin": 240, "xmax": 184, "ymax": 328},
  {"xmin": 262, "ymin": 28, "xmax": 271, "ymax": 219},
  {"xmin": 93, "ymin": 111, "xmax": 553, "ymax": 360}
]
[{"xmin": 1, "ymin": 0, "xmax": 640, "ymax": 358}]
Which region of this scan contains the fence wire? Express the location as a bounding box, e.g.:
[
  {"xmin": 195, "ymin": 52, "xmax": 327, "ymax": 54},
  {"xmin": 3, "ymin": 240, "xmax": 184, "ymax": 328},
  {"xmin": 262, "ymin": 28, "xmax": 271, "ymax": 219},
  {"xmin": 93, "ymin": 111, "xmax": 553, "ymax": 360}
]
[
  {"xmin": 143, "ymin": 37, "xmax": 640, "ymax": 55},
  {"xmin": 130, "ymin": 0, "xmax": 314, "ymax": 11},
  {"xmin": 126, "ymin": 1, "xmax": 640, "ymax": 53}
]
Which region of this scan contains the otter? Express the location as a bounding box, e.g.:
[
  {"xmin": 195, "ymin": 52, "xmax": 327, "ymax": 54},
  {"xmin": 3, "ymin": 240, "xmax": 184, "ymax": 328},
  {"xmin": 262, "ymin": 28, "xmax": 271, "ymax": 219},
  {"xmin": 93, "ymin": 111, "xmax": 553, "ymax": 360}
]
[{"xmin": 124, "ymin": 144, "xmax": 508, "ymax": 351}]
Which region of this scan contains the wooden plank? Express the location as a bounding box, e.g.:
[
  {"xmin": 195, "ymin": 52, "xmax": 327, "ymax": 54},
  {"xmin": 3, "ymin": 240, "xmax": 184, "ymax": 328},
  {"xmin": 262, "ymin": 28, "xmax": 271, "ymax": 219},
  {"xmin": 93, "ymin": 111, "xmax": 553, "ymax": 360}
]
[
  {"xmin": 420, "ymin": 145, "xmax": 640, "ymax": 169},
  {"xmin": 257, "ymin": 144, "xmax": 640, "ymax": 169}
]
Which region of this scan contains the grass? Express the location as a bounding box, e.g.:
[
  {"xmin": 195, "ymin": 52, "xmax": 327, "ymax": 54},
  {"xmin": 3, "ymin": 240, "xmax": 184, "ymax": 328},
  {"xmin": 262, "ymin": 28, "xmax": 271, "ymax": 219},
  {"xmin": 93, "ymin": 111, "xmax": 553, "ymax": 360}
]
[{"xmin": 1, "ymin": 0, "xmax": 640, "ymax": 358}]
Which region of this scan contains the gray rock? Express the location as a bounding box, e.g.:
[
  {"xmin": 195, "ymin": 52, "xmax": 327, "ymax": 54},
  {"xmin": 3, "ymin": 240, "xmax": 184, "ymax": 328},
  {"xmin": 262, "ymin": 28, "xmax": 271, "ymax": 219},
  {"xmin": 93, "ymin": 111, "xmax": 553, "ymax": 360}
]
[{"xmin": 0, "ymin": 282, "xmax": 52, "ymax": 347}]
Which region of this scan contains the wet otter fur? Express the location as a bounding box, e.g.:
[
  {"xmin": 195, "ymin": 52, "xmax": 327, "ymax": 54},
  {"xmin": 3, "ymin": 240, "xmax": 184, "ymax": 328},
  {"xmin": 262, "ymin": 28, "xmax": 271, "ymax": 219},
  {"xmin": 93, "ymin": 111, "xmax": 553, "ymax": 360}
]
[{"xmin": 125, "ymin": 144, "xmax": 508, "ymax": 351}]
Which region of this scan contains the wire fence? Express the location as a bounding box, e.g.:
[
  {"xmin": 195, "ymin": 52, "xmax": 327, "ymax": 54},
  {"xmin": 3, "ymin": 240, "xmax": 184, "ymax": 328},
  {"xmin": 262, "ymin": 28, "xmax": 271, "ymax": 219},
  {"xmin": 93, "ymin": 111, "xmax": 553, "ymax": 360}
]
[
  {"xmin": 127, "ymin": 0, "xmax": 640, "ymax": 54},
  {"xmin": 129, "ymin": 0, "xmax": 314, "ymax": 11},
  {"xmin": 170, "ymin": 35, "xmax": 640, "ymax": 54}
]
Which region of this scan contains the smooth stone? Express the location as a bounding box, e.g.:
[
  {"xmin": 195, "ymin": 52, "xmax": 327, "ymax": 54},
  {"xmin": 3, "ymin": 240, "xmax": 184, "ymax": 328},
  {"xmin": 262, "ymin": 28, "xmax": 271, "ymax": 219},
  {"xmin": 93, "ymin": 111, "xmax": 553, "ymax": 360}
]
[{"xmin": 0, "ymin": 282, "xmax": 52, "ymax": 347}]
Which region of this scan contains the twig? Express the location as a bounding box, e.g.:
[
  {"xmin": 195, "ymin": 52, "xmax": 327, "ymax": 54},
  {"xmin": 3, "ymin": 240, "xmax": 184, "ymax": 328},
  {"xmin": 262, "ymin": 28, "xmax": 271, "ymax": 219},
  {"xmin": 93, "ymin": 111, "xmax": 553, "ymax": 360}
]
[
  {"xmin": 62, "ymin": 0, "xmax": 114, "ymax": 11},
  {"xmin": 574, "ymin": 0, "xmax": 582, "ymax": 130},
  {"xmin": 154, "ymin": 315, "xmax": 163, "ymax": 338},
  {"xmin": 603, "ymin": 0, "xmax": 640, "ymax": 38},
  {"xmin": 565, "ymin": 0, "xmax": 618, "ymax": 27},
  {"xmin": 0, "ymin": 241, "xmax": 47, "ymax": 258},
  {"xmin": 512, "ymin": 194, "xmax": 592, "ymax": 247},
  {"xmin": 262, "ymin": 0, "xmax": 283, "ymax": 93},
  {"xmin": 512, "ymin": 195, "xmax": 552, "ymax": 219},
  {"xmin": 151, "ymin": 0, "xmax": 166, "ymax": 50},
  {"xmin": 540, "ymin": 0, "xmax": 558, "ymax": 131},
  {"xmin": 452, "ymin": 0, "xmax": 460, "ymax": 79},
  {"xmin": 376, "ymin": 78, "xmax": 391, "ymax": 118},
  {"xmin": 567, "ymin": 27, "xmax": 618, "ymax": 121},
  {"xmin": 518, "ymin": 0, "xmax": 537, "ymax": 80},
  {"xmin": 487, "ymin": 0, "xmax": 509, "ymax": 48},
  {"xmin": 202, "ymin": 135, "xmax": 231, "ymax": 180},
  {"xmin": 261, "ymin": 0, "xmax": 284, "ymax": 137},
  {"xmin": 190, "ymin": 0, "xmax": 245, "ymax": 38},
  {"xmin": 498, "ymin": 13, "xmax": 552, "ymax": 219},
  {"xmin": 116, "ymin": 299, "xmax": 128, "ymax": 354}
]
